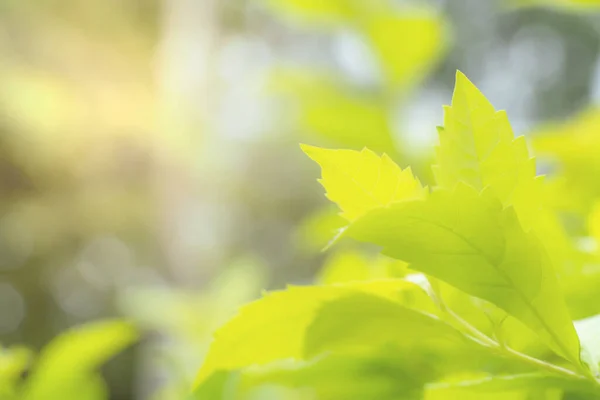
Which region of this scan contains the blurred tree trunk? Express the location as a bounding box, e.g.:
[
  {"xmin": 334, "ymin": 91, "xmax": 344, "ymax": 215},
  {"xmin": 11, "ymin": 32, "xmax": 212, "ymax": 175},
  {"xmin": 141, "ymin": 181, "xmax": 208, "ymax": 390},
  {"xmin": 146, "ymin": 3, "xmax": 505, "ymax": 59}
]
[
  {"xmin": 139, "ymin": 0, "xmax": 220, "ymax": 398},
  {"xmin": 155, "ymin": 0, "xmax": 221, "ymax": 284}
]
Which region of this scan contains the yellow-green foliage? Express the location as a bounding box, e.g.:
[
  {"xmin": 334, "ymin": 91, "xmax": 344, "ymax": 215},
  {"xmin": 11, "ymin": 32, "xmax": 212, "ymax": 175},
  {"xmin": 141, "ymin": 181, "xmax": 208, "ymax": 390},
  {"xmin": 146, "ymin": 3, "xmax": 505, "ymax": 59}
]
[{"xmin": 193, "ymin": 73, "xmax": 600, "ymax": 399}]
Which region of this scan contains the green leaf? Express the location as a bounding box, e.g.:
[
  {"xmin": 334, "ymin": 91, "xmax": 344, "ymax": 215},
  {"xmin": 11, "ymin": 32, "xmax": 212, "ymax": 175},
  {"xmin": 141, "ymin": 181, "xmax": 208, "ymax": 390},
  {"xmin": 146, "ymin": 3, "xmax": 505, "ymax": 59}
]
[
  {"xmin": 301, "ymin": 144, "xmax": 426, "ymax": 222},
  {"xmin": 434, "ymin": 72, "xmax": 537, "ymax": 204},
  {"xmin": 435, "ymin": 72, "xmax": 571, "ymax": 274},
  {"xmin": 21, "ymin": 319, "xmax": 138, "ymax": 400},
  {"xmin": 194, "ymin": 280, "xmax": 434, "ymax": 386},
  {"xmin": 304, "ymin": 292, "xmax": 476, "ymax": 367},
  {"xmin": 343, "ymin": 183, "xmax": 581, "ymax": 365},
  {"xmin": 243, "ymin": 354, "xmax": 425, "ymax": 400}
]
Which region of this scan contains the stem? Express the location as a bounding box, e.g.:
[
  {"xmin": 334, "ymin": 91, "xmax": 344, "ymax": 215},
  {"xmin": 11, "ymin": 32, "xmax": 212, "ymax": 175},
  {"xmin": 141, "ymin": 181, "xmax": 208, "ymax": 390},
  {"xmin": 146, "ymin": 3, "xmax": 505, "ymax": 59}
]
[
  {"xmin": 502, "ymin": 347, "xmax": 586, "ymax": 381},
  {"xmin": 444, "ymin": 305, "xmax": 498, "ymax": 348},
  {"xmin": 456, "ymin": 312, "xmax": 588, "ymax": 381},
  {"xmin": 424, "ymin": 277, "xmax": 591, "ymax": 383}
]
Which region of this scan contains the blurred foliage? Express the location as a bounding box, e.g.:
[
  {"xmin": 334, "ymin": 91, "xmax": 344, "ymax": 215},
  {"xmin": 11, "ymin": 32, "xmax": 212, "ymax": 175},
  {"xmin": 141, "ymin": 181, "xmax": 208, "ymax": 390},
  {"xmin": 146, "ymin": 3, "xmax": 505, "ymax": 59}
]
[
  {"xmin": 4, "ymin": 0, "xmax": 600, "ymax": 399},
  {"xmin": 263, "ymin": 0, "xmax": 449, "ymax": 162},
  {"xmin": 533, "ymin": 108, "xmax": 600, "ymax": 216},
  {"xmin": 119, "ymin": 257, "xmax": 266, "ymax": 400},
  {"xmin": 0, "ymin": 320, "xmax": 136, "ymax": 400}
]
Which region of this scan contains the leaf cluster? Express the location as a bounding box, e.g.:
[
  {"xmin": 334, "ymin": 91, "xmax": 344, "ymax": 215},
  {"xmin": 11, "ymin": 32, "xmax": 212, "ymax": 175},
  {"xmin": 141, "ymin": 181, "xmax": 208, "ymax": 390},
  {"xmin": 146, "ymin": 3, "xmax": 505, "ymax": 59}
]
[{"xmin": 193, "ymin": 72, "xmax": 600, "ymax": 399}]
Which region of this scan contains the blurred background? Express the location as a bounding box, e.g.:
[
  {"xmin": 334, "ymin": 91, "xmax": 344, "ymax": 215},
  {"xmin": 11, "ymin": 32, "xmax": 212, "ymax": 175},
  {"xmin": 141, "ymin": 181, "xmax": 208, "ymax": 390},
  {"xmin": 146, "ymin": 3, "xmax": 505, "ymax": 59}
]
[{"xmin": 3, "ymin": 0, "xmax": 600, "ymax": 398}]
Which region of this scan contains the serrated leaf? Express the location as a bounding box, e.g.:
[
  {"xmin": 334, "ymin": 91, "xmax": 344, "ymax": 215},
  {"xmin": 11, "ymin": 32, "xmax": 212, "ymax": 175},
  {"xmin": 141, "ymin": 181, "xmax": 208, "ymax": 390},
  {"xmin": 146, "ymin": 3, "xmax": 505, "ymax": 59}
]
[
  {"xmin": 434, "ymin": 72, "xmax": 536, "ymax": 202},
  {"xmin": 301, "ymin": 145, "xmax": 426, "ymax": 221},
  {"xmin": 194, "ymin": 279, "xmax": 434, "ymax": 387},
  {"xmin": 435, "ymin": 72, "xmax": 571, "ymax": 274},
  {"xmin": 21, "ymin": 319, "xmax": 137, "ymax": 400},
  {"xmin": 343, "ymin": 183, "xmax": 581, "ymax": 365}
]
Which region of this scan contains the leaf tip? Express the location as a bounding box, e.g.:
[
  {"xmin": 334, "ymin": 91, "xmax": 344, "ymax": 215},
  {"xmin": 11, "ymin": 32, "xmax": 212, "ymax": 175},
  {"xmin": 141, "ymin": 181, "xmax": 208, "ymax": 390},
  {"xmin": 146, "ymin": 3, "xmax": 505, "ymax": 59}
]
[
  {"xmin": 299, "ymin": 143, "xmax": 318, "ymax": 155},
  {"xmin": 455, "ymin": 70, "xmax": 471, "ymax": 86}
]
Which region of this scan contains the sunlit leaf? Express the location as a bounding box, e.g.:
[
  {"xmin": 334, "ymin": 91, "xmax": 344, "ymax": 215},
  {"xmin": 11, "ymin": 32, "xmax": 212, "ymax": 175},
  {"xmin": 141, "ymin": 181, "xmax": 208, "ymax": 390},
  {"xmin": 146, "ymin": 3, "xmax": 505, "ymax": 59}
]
[
  {"xmin": 301, "ymin": 144, "xmax": 426, "ymax": 222},
  {"xmin": 194, "ymin": 279, "xmax": 433, "ymax": 386},
  {"xmin": 435, "ymin": 72, "xmax": 571, "ymax": 273},
  {"xmin": 343, "ymin": 184, "xmax": 581, "ymax": 365}
]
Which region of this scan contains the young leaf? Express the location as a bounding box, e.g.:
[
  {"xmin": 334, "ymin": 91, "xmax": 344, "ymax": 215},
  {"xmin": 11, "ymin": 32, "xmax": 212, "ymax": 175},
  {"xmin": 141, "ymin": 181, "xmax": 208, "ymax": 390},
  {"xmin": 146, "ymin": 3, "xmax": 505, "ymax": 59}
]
[
  {"xmin": 434, "ymin": 72, "xmax": 536, "ymax": 203},
  {"xmin": 343, "ymin": 183, "xmax": 581, "ymax": 365},
  {"xmin": 435, "ymin": 72, "xmax": 571, "ymax": 273},
  {"xmin": 301, "ymin": 144, "xmax": 426, "ymax": 221},
  {"xmin": 194, "ymin": 279, "xmax": 435, "ymax": 386}
]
